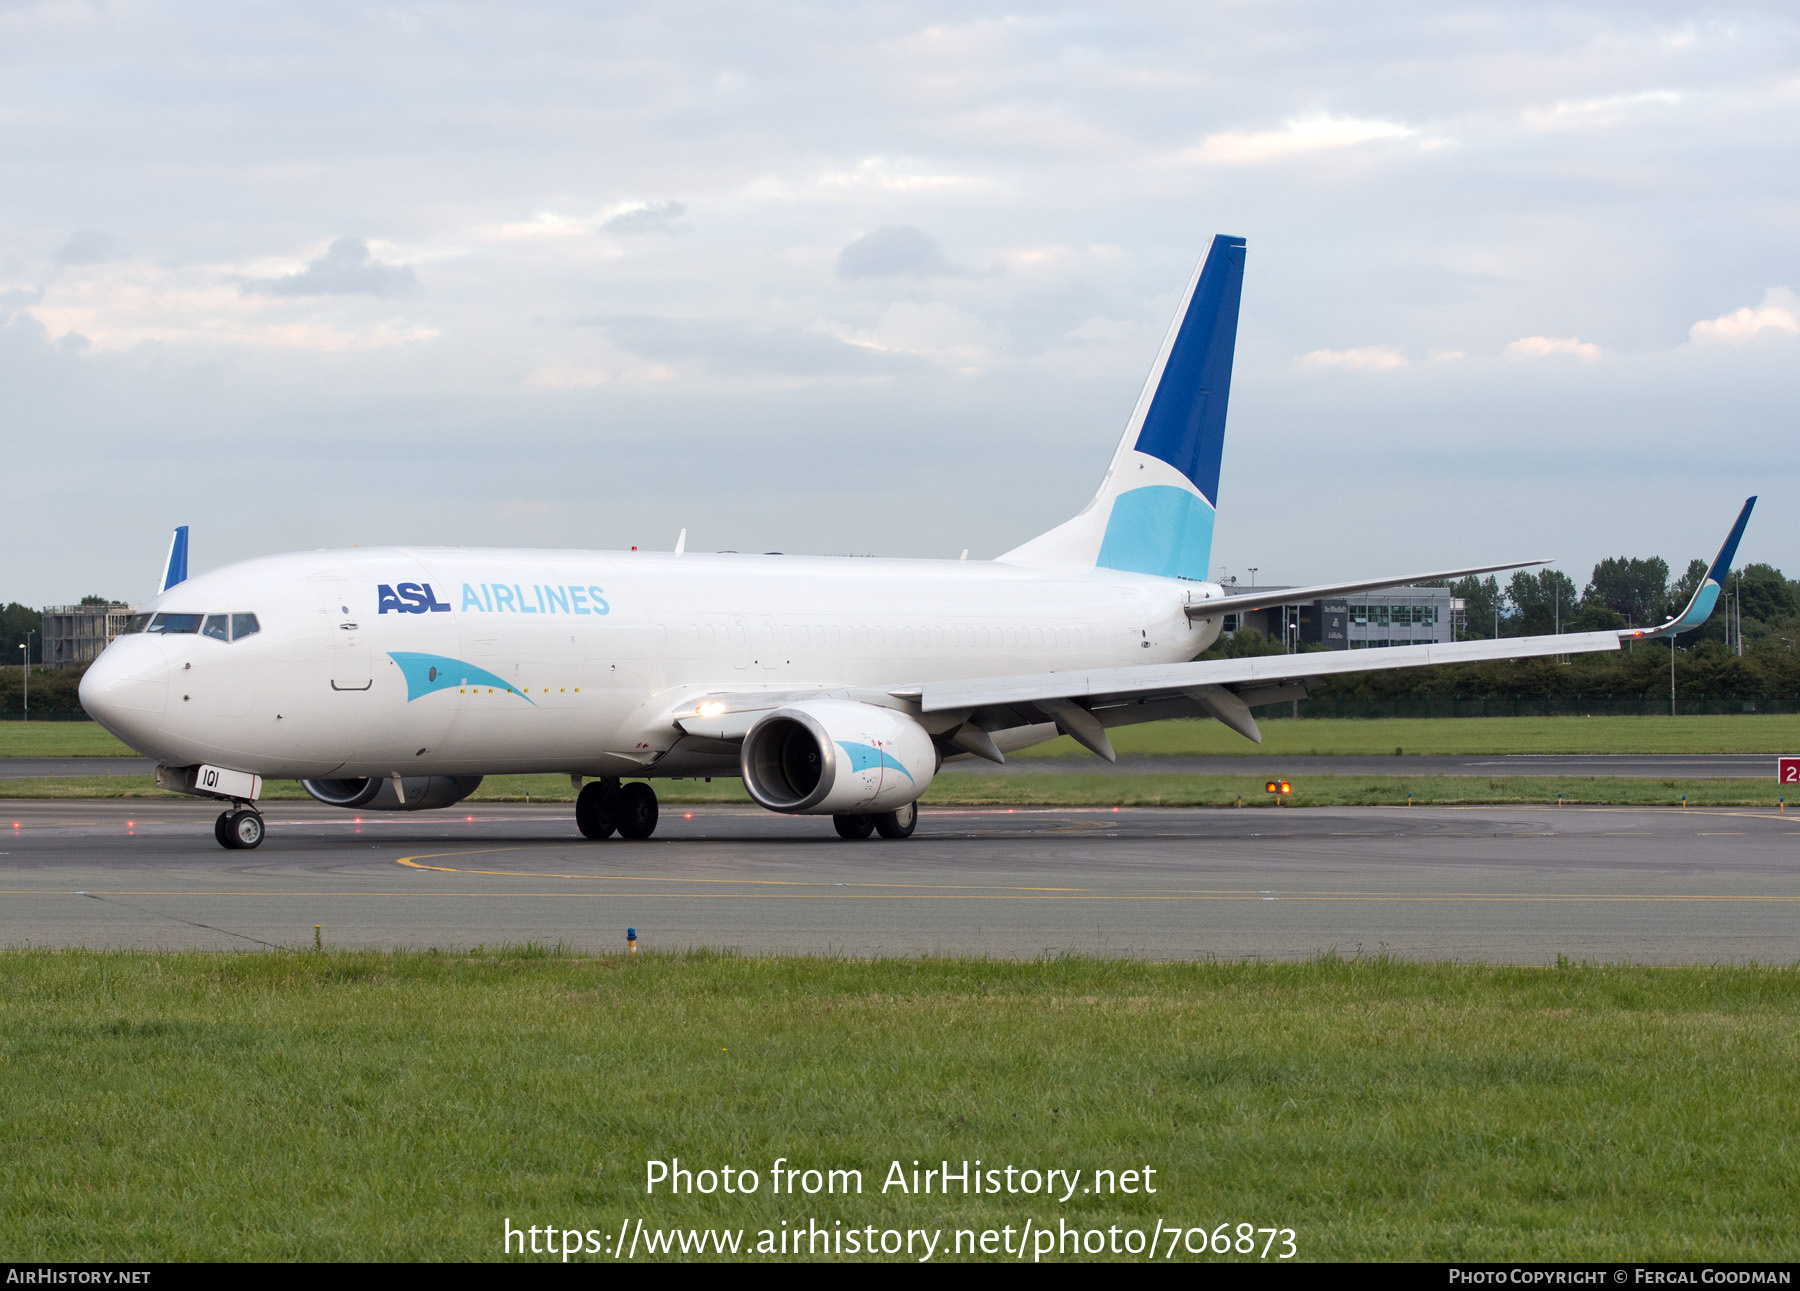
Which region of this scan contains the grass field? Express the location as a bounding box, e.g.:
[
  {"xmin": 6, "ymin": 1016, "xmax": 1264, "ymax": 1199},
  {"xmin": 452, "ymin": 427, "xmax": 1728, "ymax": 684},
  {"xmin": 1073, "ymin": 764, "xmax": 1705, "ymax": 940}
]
[
  {"xmin": 1, "ymin": 771, "xmax": 1792, "ymax": 808},
  {"xmin": 7, "ymin": 713, "xmax": 1800, "ymax": 760},
  {"xmin": 1018, "ymin": 713, "xmax": 1800, "ymax": 757},
  {"xmin": 1, "ymin": 951, "xmax": 1796, "ymax": 1261},
  {"xmin": 0, "ymin": 722, "xmax": 136, "ymax": 757}
]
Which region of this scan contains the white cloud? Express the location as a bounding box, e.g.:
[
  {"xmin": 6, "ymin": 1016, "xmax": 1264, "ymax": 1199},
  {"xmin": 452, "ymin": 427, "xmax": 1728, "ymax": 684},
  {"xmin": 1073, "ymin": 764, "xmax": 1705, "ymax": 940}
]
[
  {"xmin": 601, "ymin": 201, "xmax": 689, "ymax": 236},
  {"xmin": 1688, "ymin": 288, "xmax": 1800, "ymax": 344},
  {"xmin": 1298, "ymin": 345, "xmax": 1409, "ymax": 371},
  {"xmin": 1522, "ymin": 90, "xmax": 1681, "ymax": 132},
  {"xmin": 525, "ymin": 361, "xmax": 677, "ymax": 389},
  {"xmin": 746, "ymin": 156, "xmax": 988, "ymax": 201},
  {"xmin": 1504, "ymin": 335, "xmax": 1602, "ymax": 362},
  {"xmin": 1183, "ymin": 115, "xmax": 1418, "ymax": 165},
  {"xmin": 24, "ymin": 256, "xmax": 437, "ymax": 351},
  {"xmin": 843, "ymin": 301, "xmax": 1001, "ymax": 375}
]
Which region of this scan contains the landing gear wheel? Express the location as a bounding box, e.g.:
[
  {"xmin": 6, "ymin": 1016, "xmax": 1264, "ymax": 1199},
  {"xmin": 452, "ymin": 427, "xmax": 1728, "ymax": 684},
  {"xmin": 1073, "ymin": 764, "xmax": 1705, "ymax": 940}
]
[
  {"xmin": 615, "ymin": 782, "xmax": 659, "ymax": 840},
  {"xmin": 576, "ymin": 781, "xmax": 619, "ymax": 840},
  {"xmin": 833, "ymin": 813, "xmax": 876, "ymax": 840},
  {"xmin": 873, "ymin": 801, "xmax": 917, "ymax": 840},
  {"xmin": 218, "ymin": 809, "xmax": 264, "ymax": 850}
]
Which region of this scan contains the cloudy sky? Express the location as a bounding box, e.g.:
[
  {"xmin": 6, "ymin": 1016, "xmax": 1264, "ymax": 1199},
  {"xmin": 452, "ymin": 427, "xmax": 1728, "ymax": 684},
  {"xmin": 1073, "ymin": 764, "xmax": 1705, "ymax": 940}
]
[{"xmin": 3, "ymin": 1, "xmax": 1796, "ymax": 604}]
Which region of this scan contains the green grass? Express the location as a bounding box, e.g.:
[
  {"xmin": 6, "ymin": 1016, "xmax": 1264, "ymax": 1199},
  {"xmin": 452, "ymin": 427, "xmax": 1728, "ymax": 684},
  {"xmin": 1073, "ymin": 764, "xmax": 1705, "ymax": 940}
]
[
  {"xmin": 9, "ymin": 713, "xmax": 1800, "ymax": 761},
  {"xmin": 0, "ymin": 721, "xmax": 135, "ymax": 757},
  {"xmin": 2, "ymin": 772, "xmax": 1790, "ymax": 808},
  {"xmin": 1019, "ymin": 713, "xmax": 1800, "ymax": 757},
  {"xmin": 1, "ymin": 951, "xmax": 1797, "ymax": 1261}
]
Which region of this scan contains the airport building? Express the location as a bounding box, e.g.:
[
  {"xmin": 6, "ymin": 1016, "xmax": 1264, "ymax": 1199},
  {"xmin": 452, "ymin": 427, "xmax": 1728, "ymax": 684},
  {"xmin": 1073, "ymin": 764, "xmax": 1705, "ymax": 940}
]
[
  {"xmin": 1224, "ymin": 586, "xmax": 1462, "ymax": 651},
  {"xmin": 40, "ymin": 604, "xmax": 138, "ymax": 670}
]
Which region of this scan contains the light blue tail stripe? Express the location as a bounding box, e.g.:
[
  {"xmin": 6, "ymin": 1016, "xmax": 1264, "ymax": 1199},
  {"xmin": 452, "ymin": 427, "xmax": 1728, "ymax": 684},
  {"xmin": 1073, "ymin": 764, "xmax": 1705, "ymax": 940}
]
[{"xmin": 1096, "ymin": 485, "xmax": 1216, "ymax": 582}]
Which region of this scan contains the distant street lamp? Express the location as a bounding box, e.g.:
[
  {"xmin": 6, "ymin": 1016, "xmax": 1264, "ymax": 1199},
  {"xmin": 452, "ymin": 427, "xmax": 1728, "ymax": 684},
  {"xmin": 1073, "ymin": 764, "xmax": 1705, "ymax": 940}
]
[{"xmin": 18, "ymin": 632, "xmax": 29, "ymax": 722}]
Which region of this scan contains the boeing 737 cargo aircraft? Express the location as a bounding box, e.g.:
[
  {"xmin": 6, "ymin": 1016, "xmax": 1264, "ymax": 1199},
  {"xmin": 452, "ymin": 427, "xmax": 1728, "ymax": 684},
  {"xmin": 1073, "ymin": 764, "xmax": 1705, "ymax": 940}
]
[{"xmin": 79, "ymin": 235, "xmax": 1755, "ymax": 849}]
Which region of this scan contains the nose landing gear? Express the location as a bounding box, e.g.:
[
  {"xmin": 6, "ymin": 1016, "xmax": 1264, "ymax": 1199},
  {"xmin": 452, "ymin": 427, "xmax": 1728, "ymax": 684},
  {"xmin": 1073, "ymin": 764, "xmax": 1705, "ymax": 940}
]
[{"xmin": 213, "ymin": 807, "xmax": 265, "ymax": 850}]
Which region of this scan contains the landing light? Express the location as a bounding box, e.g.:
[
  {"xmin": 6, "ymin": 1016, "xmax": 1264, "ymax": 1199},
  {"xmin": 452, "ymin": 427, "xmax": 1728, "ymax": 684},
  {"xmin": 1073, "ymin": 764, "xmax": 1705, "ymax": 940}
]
[{"xmin": 696, "ymin": 701, "xmax": 727, "ymax": 717}]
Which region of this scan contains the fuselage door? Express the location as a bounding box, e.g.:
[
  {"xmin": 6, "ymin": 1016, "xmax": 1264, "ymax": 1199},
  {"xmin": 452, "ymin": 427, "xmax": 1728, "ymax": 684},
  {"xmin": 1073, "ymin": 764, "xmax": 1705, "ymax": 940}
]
[
  {"xmin": 322, "ymin": 584, "xmax": 372, "ymax": 691},
  {"xmin": 730, "ymin": 616, "xmax": 751, "ymax": 670}
]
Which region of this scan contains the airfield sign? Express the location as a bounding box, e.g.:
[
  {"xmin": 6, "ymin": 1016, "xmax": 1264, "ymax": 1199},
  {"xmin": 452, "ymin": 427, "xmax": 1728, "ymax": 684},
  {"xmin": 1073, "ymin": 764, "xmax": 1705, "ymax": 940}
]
[{"xmin": 1780, "ymin": 757, "xmax": 1800, "ymax": 785}]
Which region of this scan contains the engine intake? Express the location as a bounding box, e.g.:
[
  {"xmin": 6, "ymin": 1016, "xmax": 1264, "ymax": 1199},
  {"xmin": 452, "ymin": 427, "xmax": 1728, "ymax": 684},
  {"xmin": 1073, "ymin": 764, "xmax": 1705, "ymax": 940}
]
[
  {"xmin": 740, "ymin": 700, "xmax": 935, "ymax": 815},
  {"xmin": 300, "ymin": 775, "xmax": 484, "ymax": 812}
]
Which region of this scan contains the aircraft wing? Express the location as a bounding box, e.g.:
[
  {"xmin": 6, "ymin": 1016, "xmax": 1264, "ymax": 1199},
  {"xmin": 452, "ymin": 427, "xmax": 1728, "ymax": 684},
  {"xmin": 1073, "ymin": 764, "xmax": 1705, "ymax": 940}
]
[
  {"xmin": 886, "ymin": 629, "xmax": 1622, "ymax": 758},
  {"xmin": 903, "ymin": 630, "xmax": 1622, "ymax": 713},
  {"xmin": 1186, "ymin": 558, "xmax": 1548, "ymax": 618}
]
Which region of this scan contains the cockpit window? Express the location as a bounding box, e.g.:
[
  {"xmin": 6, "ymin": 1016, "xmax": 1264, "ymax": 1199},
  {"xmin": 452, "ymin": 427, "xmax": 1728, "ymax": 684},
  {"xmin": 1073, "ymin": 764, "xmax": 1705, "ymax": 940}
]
[{"xmin": 128, "ymin": 611, "xmax": 260, "ymax": 640}]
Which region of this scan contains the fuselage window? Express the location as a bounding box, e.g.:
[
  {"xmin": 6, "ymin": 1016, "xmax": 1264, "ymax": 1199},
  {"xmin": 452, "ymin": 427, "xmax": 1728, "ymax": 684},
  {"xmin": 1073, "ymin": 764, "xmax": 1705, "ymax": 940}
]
[
  {"xmin": 147, "ymin": 613, "xmax": 202, "ymax": 634},
  {"xmin": 202, "ymin": 615, "xmax": 230, "ymax": 641},
  {"xmin": 231, "ymin": 613, "xmax": 261, "ymax": 641}
]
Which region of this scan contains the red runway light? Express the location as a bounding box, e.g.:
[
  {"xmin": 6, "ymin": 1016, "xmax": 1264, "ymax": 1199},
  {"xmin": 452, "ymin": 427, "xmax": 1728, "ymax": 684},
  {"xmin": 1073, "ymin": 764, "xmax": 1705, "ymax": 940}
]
[{"xmin": 684, "ymin": 812, "xmax": 693, "ymax": 819}]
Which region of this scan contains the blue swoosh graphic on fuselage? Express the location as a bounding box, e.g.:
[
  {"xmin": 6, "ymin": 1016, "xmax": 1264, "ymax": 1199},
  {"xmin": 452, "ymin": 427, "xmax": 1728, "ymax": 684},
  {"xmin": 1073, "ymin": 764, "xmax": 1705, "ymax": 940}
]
[
  {"xmin": 388, "ymin": 652, "xmax": 538, "ymax": 707},
  {"xmin": 836, "ymin": 740, "xmax": 914, "ymax": 783}
]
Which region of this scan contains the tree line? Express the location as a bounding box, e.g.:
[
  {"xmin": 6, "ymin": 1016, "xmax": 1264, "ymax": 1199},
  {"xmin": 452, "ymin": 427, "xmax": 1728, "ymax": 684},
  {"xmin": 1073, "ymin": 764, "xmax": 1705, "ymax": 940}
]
[{"xmin": 1442, "ymin": 558, "xmax": 1797, "ymax": 645}]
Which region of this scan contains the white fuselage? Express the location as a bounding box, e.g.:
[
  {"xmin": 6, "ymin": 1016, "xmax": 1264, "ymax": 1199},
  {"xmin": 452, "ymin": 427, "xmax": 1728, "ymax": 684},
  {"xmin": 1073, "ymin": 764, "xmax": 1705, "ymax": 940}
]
[{"xmin": 80, "ymin": 547, "xmax": 1221, "ymax": 781}]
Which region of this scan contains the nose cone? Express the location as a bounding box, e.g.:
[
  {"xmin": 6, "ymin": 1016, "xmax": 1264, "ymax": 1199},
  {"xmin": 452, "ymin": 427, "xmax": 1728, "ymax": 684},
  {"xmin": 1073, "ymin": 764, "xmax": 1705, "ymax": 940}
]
[{"xmin": 79, "ymin": 638, "xmax": 169, "ymax": 753}]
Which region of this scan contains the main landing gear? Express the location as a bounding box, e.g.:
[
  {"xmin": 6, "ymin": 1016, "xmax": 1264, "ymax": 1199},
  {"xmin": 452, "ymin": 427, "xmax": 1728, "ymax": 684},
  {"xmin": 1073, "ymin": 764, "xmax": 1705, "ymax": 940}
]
[
  {"xmin": 213, "ymin": 806, "xmax": 265, "ymax": 850},
  {"xmin": 833, "ymin": 801, "xmax": 917, "ymax": 841},
  {"xmin": 576, "ymin": 778, "xmax": 659, "ymax": 841}
]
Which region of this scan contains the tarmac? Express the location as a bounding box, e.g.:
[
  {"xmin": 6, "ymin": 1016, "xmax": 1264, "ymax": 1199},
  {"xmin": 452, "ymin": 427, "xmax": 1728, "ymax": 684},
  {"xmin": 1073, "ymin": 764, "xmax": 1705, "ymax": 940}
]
[{"xmin": 4, "ymin": 798, "xmax": 1797, "ymax": 963}]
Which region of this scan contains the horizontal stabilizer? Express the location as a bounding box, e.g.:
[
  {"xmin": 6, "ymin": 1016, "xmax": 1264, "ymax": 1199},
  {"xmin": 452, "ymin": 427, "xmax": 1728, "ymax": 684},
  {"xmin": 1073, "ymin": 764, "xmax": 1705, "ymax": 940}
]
[{"xmin": 1186, "ymin": 558, "xmax": 1550, "ymax": 620}]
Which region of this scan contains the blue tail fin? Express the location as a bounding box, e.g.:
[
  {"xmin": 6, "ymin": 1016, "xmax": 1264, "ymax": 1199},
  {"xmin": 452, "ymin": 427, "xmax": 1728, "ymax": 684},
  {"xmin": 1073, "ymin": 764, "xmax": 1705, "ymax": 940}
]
[
  {"xmin": 159, "ymin": 525, "xmax": 189, "ymax": 595},
  {"xmin": 999, "ymin": 235, "xmax": 1247, "ymax": 580},
  {"xmin": 1129, "ymin": 233, "xmax": 1246, "ymax": 509}
]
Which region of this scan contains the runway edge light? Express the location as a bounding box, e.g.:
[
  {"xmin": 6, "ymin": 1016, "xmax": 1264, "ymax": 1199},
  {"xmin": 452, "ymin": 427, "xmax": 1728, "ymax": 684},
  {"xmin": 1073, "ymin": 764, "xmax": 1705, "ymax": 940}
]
[{"xmin": 627, "ymin": 927, "xmax": 637, "ymax": 955}]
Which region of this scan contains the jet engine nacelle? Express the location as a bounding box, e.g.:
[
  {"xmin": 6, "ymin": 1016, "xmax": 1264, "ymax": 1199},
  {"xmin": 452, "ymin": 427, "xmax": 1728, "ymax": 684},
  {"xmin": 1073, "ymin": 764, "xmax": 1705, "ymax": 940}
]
[
  {"xmin": 300, "ymin": 774, "xmax": 484, "ymax": 812},
  {"xmin": 740, "ymin": 700, "xmax": 935, "ymax": 815}
]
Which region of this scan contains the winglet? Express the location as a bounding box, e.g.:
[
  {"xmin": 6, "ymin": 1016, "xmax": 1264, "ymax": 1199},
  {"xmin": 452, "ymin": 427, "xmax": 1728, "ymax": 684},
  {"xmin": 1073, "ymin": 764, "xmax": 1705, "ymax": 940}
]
[
  {"xmin": 1628, "ymin": 497, "xmax": 1756, "ymax": 639},
  {"xmin": 159, "ymin": 525, "xmax": 189, "ymax": 595}
]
